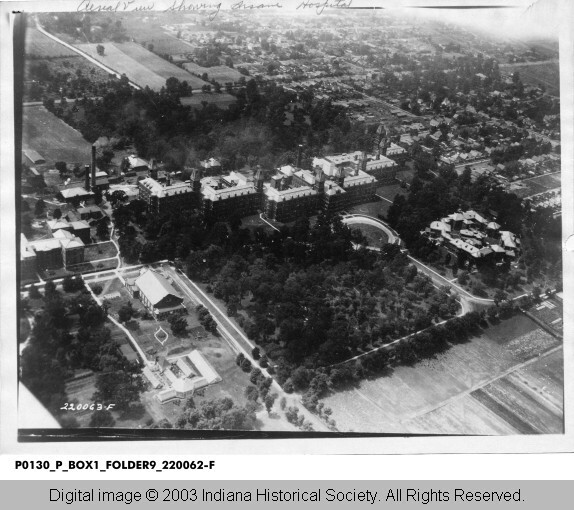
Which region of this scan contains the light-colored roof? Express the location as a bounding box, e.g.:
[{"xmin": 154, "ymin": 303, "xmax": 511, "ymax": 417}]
[
  {"xmin": 264, "ymin": 184, "xmax": 317, "ymax": 202},
  {"xmin": 200, "ymin": 158, "xmax": 221, "ymax": 168},
  {"xmin": 127, "ymin": 155, "xmax": 149, "ymax": 168},
  {"xmin": 365, "ymin": 157, "xmax": 395, "ymax": 170},
  {"xmin": 202, "ymin": 183, "xmax": 256, "ymax": 201},
  {"xmin": 139, "ymin": 177, "xmax": 193, "ymax": 199},
  {"xmin": 20, "ymin": 234, "xmax": 36, "ymax": 260},
  {"xmin": 70, "ymin": 220, "xmax": 90, "ymax": 230},
  {"xmin": 60, "ymin": 187, "xmax": 92, "ymax": 199},
  {"xmin": 176, "ymin": 358, "xmax": 196, "ymax": 378},
  {"xmin": 28, "ymin": 238, "xmax": 62, "ymax": 252},
  {"xmin": 60, "ymin": 238, "xmax": 84, "ymax": 249},
  {"xmin": 53, "ymin": 229, "xmax": 75, "ymax": 240},
  {"xmin": 135, "ymin": 269, "xmax": 181, "ymax": 307},
  {"xmin": 78, "ymin": 205, "xmax": 102, "ymax": 214},
  {"xmin": 23, "ymin": 149, "xmax": 45, "ymax": 164},
  {"xmin": 143, "ymin": 367, "xmax": 162, "ymax": 389},
  {"xmin": 48, "ymin": 219, "xmax": 71, "ymax": 231}
]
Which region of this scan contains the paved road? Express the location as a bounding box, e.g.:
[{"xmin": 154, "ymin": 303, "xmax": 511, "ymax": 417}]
[{"xmin": 342, "ymin": 214, "xmax": 399, "ymax": 245}]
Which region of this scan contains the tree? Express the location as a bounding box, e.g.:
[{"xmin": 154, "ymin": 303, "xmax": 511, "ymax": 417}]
[
  {"xmin": 96, "ymin": 220, "xmax": 109, "ymax": 240},
  {"xmin": 457, "ymin": 270, "xmax": 469, "ymax": 285},
  {"xmin": 55, "ymin": 161, "xmax": 68, "ymax": 177},
  {"xmin": 493, "ymin": 289, "xmax": 508, "ymax": 306},
  {"xmin": 240, "ymin": 358, "xmax": 252, "ymax": 373},
  {"xmin": 52, "ymin": 208, "xmax": 62, "ymax": 220},
  {"xmin": 89, "ymin": 409, "xmax": 115, "ymax": 427},
  {"xmin": 118, "ymin": 301, "xmax": 135, "ymax": 323},
  {"xmin": 168, "ymin": 314, "xmax": 188, "ymax": 336},
  {"xmin": 245, "ymin": 385, "xmax": 259, "ymax": 401},
  {"xmin": 236, "ymin": 352, "xmax": 245, "ymax": 366},
  {"xmin": 96, "ymin": 44, "xmax": 105, "ymax": 56},
  {"xmin": 34, "ymin": 199, "xmax": 46, "ymax": 217},
  {"xmin": 264, "ymin": 393, "xmax": 277, "ymax": 414},
  {"xmin": 251, "ymin": 346, "xmax": 261, "ymax": 360},
  {"xmin": 62, "ymin": 275, "xmax": 83, "ymax": 292},
  {"xmin": 44, "ymin": 279, "xmax": 57, "ymax": 297},
  {"xmin": 28, "ymin": 284, "xmax": 41, "ymax": 299},
  {"xmin": 249, "ymin": 367, "xmax": 262, "ymax": 385},
  {"xmin": 93, "ymin": 370, "xmax": 144, "ymax": 412}
]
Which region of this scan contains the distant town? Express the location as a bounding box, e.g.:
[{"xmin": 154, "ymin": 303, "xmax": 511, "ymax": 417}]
[{"xmin": 18, "ymin": 8, "xmax": 563, "ymax": 435}]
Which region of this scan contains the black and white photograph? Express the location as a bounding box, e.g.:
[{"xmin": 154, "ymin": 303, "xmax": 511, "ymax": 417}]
[{"xmin": 4, "ymin": 0, "xmax": 572, "ymax": 445}]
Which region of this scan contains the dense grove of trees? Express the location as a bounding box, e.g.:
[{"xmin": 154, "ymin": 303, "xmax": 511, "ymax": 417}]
[
  {"xmin": 386, "ymin": 168, "xmax": 562, "ymax": 287},
  {"xmin": 20, "ymin": 282, "xmax": 144, "ymax": 424},
  {"xmin": 175, "ymin": 397, "xmax": 257, "ymax": 430},
  {"xmin": 44, "ymin": 74, "xmax": 370, "ymax": 173}
]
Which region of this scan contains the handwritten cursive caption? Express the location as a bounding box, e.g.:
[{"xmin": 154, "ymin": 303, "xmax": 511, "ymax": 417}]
[{"xmin": 77, "ymin": 0, "xmax": 355, "ymax": 19}]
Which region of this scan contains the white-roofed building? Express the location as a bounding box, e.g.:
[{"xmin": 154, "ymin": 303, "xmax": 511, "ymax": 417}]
[
  {"xmin": 20, "ymin": 234, "xmax": 37, "ymax": 280},
  {"xmin": 130, "ymin": 268, "xmax": 186, "ymax": 319},
  {"xmin": 156, "ymin": 351, "xmax": 221, "ymax": 403}
]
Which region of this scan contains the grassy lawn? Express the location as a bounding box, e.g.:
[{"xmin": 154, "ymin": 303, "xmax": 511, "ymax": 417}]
[
  {"xmin": 84, "ymin": 241, "xmax": 118, "ymax": 262},
  {"xmin": 183, "ymin": 62, "xmax": 243, "ymax": 83},
  {"xmin": 352, "ymin": 223, "xmax": 389, "ymax": 248},
  {"xmin": 64, "ymin": 258, "xmax": 119, "ymax": 275},
  {"xmin": 25, "ymin": 28, "xmax": 76, "ymax": 58},
  {"xmin": 241, "ymin": 214, "xmax": 278, "ymax": 234},
  {"xmin": 180, "ymin": 93, "xmax": 237, "ymax": 108},
  {"xmin": 22, "ymin": 106, "xmax": 92, "ymax": 167}
]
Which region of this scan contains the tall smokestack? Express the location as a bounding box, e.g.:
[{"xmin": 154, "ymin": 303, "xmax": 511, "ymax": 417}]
[
  {"xmin": 91, "ymin": 144, "xmax": 97, "ymax": 188},
  {"xmin": 84, "ymin": 164, "xmax": 90, "ymax": 191},
  {"xmin": 359, "ymin": 151, "xmax": 367, "ymax": 175},
  {"xmin": 296, "ymin": 144, "xmax": 303, "ymax": 169}
]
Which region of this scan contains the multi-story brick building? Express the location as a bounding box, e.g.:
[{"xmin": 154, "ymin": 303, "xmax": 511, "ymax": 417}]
[{"xmin": 137, "ymin": 150, "xmax": 379, "ymax": 225}]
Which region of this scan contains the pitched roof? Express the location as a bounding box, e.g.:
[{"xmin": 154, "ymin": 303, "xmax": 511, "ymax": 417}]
[
  {"xmin": 60, "ymin": 187, "xmax": 93, "ymax": 199},
  {"xmin": 135, "ymin": 269, "xmax": 181, "ymax": 307}
]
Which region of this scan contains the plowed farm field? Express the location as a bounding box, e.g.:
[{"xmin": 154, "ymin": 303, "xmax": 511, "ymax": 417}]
[
  {"xmin": 322, "ymin": 314, "xmax": 563, "ymax": 434},
  {"xmin": 75, "ymin": 42, "xmax": 208, "ymax": 91}
]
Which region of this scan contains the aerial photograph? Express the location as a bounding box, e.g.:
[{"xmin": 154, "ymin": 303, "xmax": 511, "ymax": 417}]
[{"xmin": 16, "ymin": 1, "xmax": 564, "ymax": 436}]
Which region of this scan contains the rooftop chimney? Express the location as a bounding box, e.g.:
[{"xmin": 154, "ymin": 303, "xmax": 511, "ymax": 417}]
[
  {"xmin": 296, "ymin": 144, "xmax": 303, "ymax": 169},
  {"xmin": 336, "ymin": 167, "xmax": 345, "ymax": 187},
  {"xmin": 359, "ymin": 151, "xmax": 367, "ymax": 175},
  {"xmin": 91, "ymin": 144, "xmax": 97, "ymax": 188},
  {"xmin": 84, "ymin": 164, "xmax": 90, "ymax": 191},
  {"xmin": 254, "ymin": 165, "xmax": 264, "ymax": 191}
]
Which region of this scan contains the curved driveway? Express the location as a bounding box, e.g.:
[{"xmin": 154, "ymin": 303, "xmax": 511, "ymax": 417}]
[
  {"xmin": 343, "ymin": 213, "xmax": 493, "ymax": 312},
  {"xmin": 342, "ymin": 214, "xmax": 399, "ymax": 245}
]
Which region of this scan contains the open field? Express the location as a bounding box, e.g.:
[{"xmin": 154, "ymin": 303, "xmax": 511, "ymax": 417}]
[
  {"xmin": 321, "ymin": 314, "xmax": 563, "ymax": 434},
  {"xmin": 180, "ymin": 93, "xmax": 237, "ymax": 108},
  {"xmin": 500, "ymin": 61, "xmax": 559, "ymax": 95},
  {"xmin": 510, "ymin": 173, "xmax": 561, "ymax": 198},
  {"xmin": 352, "ymin": 223, "xmax": 389, "ymax": 248},
  {"xmin": 75, "ymin": 43, "xmax": 206, "ymax": 91},
  {"xmin": 25, "ymin": 28, "xmax": 76, "ymax": 58},
  {"xmin": 22, "ymin": 106, "xmax": 92, "ymax": 167},
  {"xmin": 114, "ymin": 42, "xmax": 207, "ymax": 88},
  {"xmin": 183, "ymin": 62, "xmax": 243, "ymax": 83}
]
